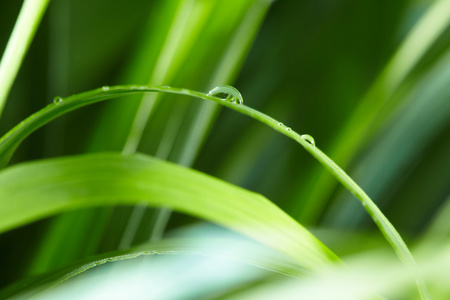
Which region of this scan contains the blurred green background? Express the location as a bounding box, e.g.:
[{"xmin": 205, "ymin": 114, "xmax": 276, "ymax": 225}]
[{"xmin": 0, "ymin": 0, "xmax": 449, "ymax": 294}]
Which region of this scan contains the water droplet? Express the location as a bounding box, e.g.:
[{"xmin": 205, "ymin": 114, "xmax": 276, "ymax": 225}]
[
  {"xmin": 278, "ymin": 122, "xmax": 283, "ymax": 126},
  {"xmin": 102, "ymin": 86, "xmax": 110, "ymax": 91},
  {"xmin": 207, "ymin": 85, "xmax": 243, "ymax": 105},
  {"xmin": 53, "ymin": 96, "xmax": 63, "ymax": 103},
  {"xmin": 286, "ymin": 127, "xmax": 292, "ymax": 132},
  {"xmin": 301, "ymin": 134, "xmax": 315, "ymax": 146}
]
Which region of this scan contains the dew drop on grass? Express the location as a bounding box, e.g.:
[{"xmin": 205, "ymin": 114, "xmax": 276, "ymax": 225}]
[
  {"xmin": 102, "ymin": 86, "xmax": 110, "ymax": 91},
  {"xmin": 53, "ymin": 96, "xmax": 63, "ymax": 103},
  {"xmin": 207, "ymin": 85, "xmax": 243, "ymax": 105},
  {"xmin": 286, "ymin": 127, "xmax": 292, "ymax": 132},
  {"xmin": 301, "ymin": 134, "xmax": 315, "ymax": 146}
]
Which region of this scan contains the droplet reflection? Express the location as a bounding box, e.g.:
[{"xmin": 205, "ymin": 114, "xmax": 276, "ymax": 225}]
[
  {"xmin": 300, "ymin": 134, "xmax": 315, "ymax": 146},
  {"xmin": 207, "ymin": 85, "xmax": 243, "ymax": 105}
]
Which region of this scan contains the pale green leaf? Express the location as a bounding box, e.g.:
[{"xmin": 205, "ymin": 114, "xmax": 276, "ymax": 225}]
[{"xmin": 0, "ymin": 235, "xmax": 307, "ymax": 299}]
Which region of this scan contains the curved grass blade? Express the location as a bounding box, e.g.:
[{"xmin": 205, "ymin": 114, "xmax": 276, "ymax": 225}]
[
  {"xmin": 0, "ymin": 85, "xmax": 428, "ymax": 297},
  {"xmin": 0, "ymin": 236, "xmax": 308, "ymax": 299},
  {"xmin": 0, "ymin": 152, "xmax": 339, "ymax": 271}
]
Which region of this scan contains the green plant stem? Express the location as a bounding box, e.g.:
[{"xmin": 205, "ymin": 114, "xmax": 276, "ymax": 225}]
[
  {"xmin": 0, "ymin": 85, "xmax": 429, "ymax": 298},
  {"xmin": 0, "ymin": 0, "xmax": 51, "ymax": 117}
]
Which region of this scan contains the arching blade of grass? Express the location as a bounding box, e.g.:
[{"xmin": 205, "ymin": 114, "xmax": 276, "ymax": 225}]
[
  {"xmin": 0, "ymin": 152, "xmax": 338, "ymax": 272},
  {"xmin": 0, "ymin": 85, "xmax": 429, "ymax": 297},
  {"xmin": 0, "ymin": 0, "xmax": 51, "ymax": 117},
  {"xmin": 0, "ymin": 235, "xmax": 307, "ymax": 299}
]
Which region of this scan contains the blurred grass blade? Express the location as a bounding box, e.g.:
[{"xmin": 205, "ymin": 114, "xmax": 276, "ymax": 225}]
[
  {"xmin": 176, "ymin": 0, "xmax": 271, "ymax": 167},
  {"xmin": 378, "ymin": 0, "xmax": 450, "ymax": 95},
  {"xmin": 121, "ymin": 0, "xmax": 203, "ymax": 155},
  {"xmin": 0, "ymin": 0, "xmax": 50, "ymax": 117},
  {"xmin": 87, "ymin": 0, "xmax": 265, "ymax": 153},
  {"xmin": 148, "ymin": 0, "xmax": 272, "ymax": 244},
  {"xmin": 0, "ymin": 235, "xmax": 307, "ymax": 299},
  {"xmin": 420, "ymin": 194, "xmax": 450, "ymax": 242},
  {"xmin": 294, "ymin": 0, "xmax": 450, "ymax": 223},
  {"xmin": 326, "ymin": 49, "xmax": 450, "ymax": 227},
  {"xmin": 0, "ymin": 152, "xmax": 339, "ymax": 271},
  {"xmin": 230, "ymin": 245, "xmax": 450, "ymax": 300}
]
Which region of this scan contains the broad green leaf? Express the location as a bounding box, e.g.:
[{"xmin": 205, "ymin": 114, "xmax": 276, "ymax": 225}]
[{"xmin": 0, "ymin": 152, "xmax": 339, "ymax": 271}]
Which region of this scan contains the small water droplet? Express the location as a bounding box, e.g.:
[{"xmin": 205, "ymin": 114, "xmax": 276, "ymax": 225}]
[
  {"xmin": 301, "ymin": 134, "xmax": 315, "ymax": 146},
  {"xmin": 130, "ymin": 85, "xmax": 138, "ymax": 90},
  {"xmin": 278, "ymin": 122, "xmax": 283, "ymax": 126},
  {"xmin": 207, "ymin": 85, "xmax": 243, "ymax": 105},
  {"xmin": 286, "ymin": 127, "xmax": 292, "ymax": 132},
  {"xmin": 102, "ymin": 86, "xmax": 110, "ymax": 91},
  {"xmin": 53, "ymin": 96, "xmax": 63, "ymax": 103}
]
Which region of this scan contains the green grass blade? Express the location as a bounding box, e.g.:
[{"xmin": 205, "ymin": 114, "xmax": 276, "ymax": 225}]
[
  {"xmin": 0, "ymin": 85, "xmax": 427, "ymax": 296},
  {"xmin": 0, "ymin": 0, "xmax": 51, "ymax": 117},
  {"xmin": 175, "ymin": 0, "xmax": 271, "ymax": 167},
  {"xmin": 0, "ymin": 152, "xmax": 338, "ymax": 271}
]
